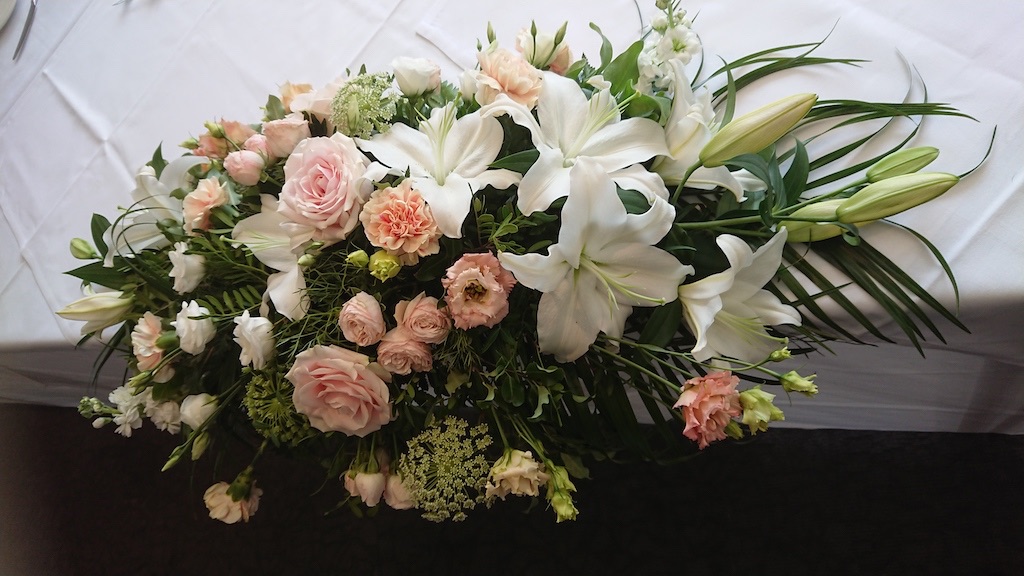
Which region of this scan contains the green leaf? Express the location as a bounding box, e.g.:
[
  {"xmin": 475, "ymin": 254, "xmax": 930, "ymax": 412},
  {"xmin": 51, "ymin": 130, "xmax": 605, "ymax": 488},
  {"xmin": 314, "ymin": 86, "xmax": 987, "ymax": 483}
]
[
  {"xmin": 530, "ymin": 385, "xmax": 551, "ymax": 419},
  {"xmin": 589, "ymin": 23, "xmax": 613, "ymax": 70},
  {"xmin": 150, "ymin": 145, "xmax": 167, "ymax": 179},
  {"xmin": 782, "ymin": 139, "xmax": 809, "ymax": 205},
  {"xmin": 638, "ymin": 299, "xmax": 682, "ymax": 347},
  {"xmin": 602, "ymin": 39, "xmax": 644, "ymax": 97},
  {"xmin": 90, "ymin": 214, "xmax": 111, "ymax": 258},
  {"xmin": 489, "ymin": 149, "xmax": 539, "ymax": 173},
  {"xmin": 560, "ymin": 452, "xmax": 591, "ymax": 479},
  {"xmin": 264, "ymin": 94, "xmax": 286, "ymax": 121},
  {"xmin": 65, "ymin": 261, "xmax": 127, "ymax": 290}
]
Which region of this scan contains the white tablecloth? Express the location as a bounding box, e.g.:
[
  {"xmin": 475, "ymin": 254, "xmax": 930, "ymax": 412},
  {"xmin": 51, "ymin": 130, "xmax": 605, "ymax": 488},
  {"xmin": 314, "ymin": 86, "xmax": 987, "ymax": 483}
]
[{"xmin": 1, "ymin": 0, "xmax": 1022, "ymax": 431}]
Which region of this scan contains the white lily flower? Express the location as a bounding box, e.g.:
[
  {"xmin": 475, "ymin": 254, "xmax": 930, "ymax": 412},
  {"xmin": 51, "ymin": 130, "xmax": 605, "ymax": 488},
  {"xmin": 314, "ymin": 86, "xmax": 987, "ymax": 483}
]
[
  {"xmin": 103, "ymin": 155, "xmax": 209, "ymax": 267},
  {"xmin": 480, "ymin": 71, "xmax": 669, "ymax": 215},
  {"xmin": 232, "ymin": 195, "xmax": 309, "ymax": 320},
  {"xmin": 498, "ymin": 159, "xmax": 691, "ymax": 362},
  {"xmin": 651, "ymin": 61, "xmax": 744, "ymax": 201},
  {"xmin": 356, "ymin": 103, "xmax": 520, "ymax": 238},
  {"xmin": 677, "ymin": 230, "xmax": 801, "ymax": 364}
]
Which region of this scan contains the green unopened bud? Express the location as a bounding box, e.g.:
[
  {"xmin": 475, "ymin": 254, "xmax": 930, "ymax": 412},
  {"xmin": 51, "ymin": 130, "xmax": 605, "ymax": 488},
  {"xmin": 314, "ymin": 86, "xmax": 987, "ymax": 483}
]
[
  {"xmin": 297, "ymin": 254, "xmax": 316, "ymax": 267},
  {"xmin": 739, "ymin": 386, "xmax": 785, "ymax": 434},
  {"xmin": 550, "ymin": 490, "xmax": 579, "ymax": 522},
  {"xmin": 180, "ymin": 137, "xmax": 200, "ymax": 150},
  {"xmin": 203, "ymin": 121, "xmax": 225, "ymax": 138},
  {"xmin": 769, "ymin": 347, "xmax": 792, "ymax": 362},
  {"xmin": 70, "ymin": 238, "xmax": 99, "ymax": 260},
  {"xmin": 836, "ymin": 172, "xmax": 958, "ymax": 223},
  {"xmin": 700, "ymin": 93, "xmax": 817, "ymax": 167},
  {"xmin": 368, "ymin": 250, "xmax": 401, "ymax": 281},
  {"xmin": 780, "ymin": 370, "xmax": 818, "ymax": 396},
  {"xmin": 155, "ymin": 331, "xmax": 180, "ymax": 351},
  {"xmin": 780, "ymin": 199, "xmax": 846, "ymax": 242},
  {"xmin": 724, "ymin": 420, "xmax": 744, "ymax": 440},
  {"xmin": 866, "ymin": 146, "xmax": 939, "ymax": 182},
  {"xmin": 346, "ymin": 249, "xmax": 370, "ymax": 267},
  {"xmin": 192, "ymin": 431, "xmax": 210, "ymax": 460}
]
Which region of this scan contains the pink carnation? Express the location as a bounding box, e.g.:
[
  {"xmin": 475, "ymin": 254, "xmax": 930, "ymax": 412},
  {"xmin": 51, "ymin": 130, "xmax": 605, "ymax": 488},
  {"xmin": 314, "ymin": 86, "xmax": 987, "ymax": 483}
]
[
  {"xmin": 131, "ymin": 311, "xmax": 173, "ymax": 382},
  {"xmin": 286, "ymin": 345, "xmax": 392, "ymax": 437},
  {"xmin": 377, "ymin": 327, "xmax": 433, "ymax": 375},
  {"xmin": 442, "ymin": 253, "xmax": 516, "ymax": 330},
  {"xmin": 339, "ymin": 292, "xmax": 387, "ymax": 347},
  {"xmin": 394, "ymin": 292, "xmax": 450, "ymax": 344},
  {"xmin": 360, "ymin": 180, "xmax": 442, "ymax": 265},
  {"xmin": 673, "ymin": 371, "xmax": 742, "ymax": 449},
  {"xmin": 182, "ymin": 177, "xmax": 229, "ymax": 234}
]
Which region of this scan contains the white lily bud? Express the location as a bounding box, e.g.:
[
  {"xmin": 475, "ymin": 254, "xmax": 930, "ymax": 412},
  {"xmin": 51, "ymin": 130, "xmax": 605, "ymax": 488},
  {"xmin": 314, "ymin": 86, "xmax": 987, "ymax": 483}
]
[
  {"xmin": 837, "ymin": 172, "xmax": 959, "ymax": 223},
  {"xmin": 866, "ymin": 146, "xmax": 939, "ymax": 182},
  {"xmin": 56, "ymin": 290, "xmax": 134, "ymax": 335},
  {"xmin": 700, "ymin": 93, "xmax": 817, "ymax": 167}
]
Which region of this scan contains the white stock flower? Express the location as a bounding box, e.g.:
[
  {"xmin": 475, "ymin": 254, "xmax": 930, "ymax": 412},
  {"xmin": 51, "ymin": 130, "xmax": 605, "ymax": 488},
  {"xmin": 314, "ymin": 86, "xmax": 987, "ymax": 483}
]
[
  {"xmin": 143, "ymin": 391, "xmax": 182, "ymax": 434},
  {"xmin": 171, "ymin": 301, "xmax": 216, "ymax": 355},
  {"xmin": 678, "ymin": 230, "xmax": 801, "ymax": 364},
  {"xmin": 498, "ymin": 159, "xmax": 691, "ymax": 362},
  {"xmin": 357, "ymin": 103, "xmax": 520, "ymax": 238},
  {"xmin": 108, "ymin": 385, "xmax": 145, "ymax": 437},
  {"xmin": 168, "ymin": 242, "xmax": 206, "ymax": 294},
  {"xmin": 179, "ymin": 393, "xmax": 218, "ymax": 430},
  {"xmin": 232, "ymin": 310, "xmax": 275, "ymax": 369}
]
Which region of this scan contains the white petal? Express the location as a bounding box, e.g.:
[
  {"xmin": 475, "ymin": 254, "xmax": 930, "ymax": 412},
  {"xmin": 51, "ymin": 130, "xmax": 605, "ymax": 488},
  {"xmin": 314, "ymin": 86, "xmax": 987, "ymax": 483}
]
[
  {"xmin": 591, "ymin": 243, "xmax": 692, "ymax": 307},
  {"xmin": 578, "ymin": 118, "xmax": 668, "ymax": 170},
  {"xmin": 266, "ymin": 265, "xmax": 308, "ymax": 321},
  {"xmin": 497, "ymin": 251, "xmax": 571, "ymax": 294},
  {"xmin": 445, "ymin": 112, "xmax": 505, "ymax": 177},
  {"xmin": 536, "ymin": 274, "xmax": 602, "ymax": 362},
  {"xmin": 536, "ymin": 72, "xmax": 591, "ymax": 150},
  {"xmin": 744, "ymin": 290, "xmax": 801, "ymax": 326},
  {"xmin": 413, "ymin": 175, "xmax": 474, "ymax": 239},
  {"xmin": 609, "ymin": 164, "xmax": 670, "ymax": 202},
  {"xmin": 730, "ymin": 230, "xmax": 787, "ymax": 300},
  {"xmin": 515, "ymin": 147, "xmax": 571, "ymax": 215},
  {"xmin": 356, "ymin": 123, "xmax": 432, "ymax": 177}
]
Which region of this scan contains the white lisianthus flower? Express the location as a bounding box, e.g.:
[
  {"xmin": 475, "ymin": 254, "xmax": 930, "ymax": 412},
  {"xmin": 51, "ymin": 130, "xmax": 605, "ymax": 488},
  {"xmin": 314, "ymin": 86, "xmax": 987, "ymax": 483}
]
[
  {"xmin": 168, "ymin": 242, "xmax": 206, "ymax": 294},
  {"xmin": 232, "ymin": 310, "xmax": 275, "ymax": 369},
  {"xmin": 485, "ymin": 449, "xmax": 551, "ymax": 500},
  {"xmin": 391, "ymin": 56, "xmax": 441, "ymax": 97},
  {"xmin": 179, "ymin": 393, "xmax": 218, "ymax": 431},
  {"xmin": 172, "ymin": 301, "xmax": 216, "ymax": 355}
]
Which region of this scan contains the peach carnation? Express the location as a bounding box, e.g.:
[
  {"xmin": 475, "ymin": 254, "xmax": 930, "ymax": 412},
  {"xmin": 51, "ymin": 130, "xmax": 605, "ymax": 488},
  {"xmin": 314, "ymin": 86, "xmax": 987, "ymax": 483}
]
[
  {"xmin": 359, "ymin": 180, "xmax": 442, "ymax": 265},
  {"xmin": 182, "ymin": 177, "xmax": 230, "ymax": 234},
  {"xmin": 474, "ymin": 47, "xmax": 543, "ymax": 108},
  {"xmin": 442, "ymin": 252, "xmax": 516, "ymax": 330},
  {"xmin": 673, "ymin": 371, "xmax": 742, "ymax": 449}
]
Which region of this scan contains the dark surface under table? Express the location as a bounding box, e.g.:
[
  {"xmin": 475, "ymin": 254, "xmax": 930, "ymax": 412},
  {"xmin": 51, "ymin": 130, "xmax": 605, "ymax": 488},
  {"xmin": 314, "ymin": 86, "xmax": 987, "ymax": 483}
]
[{"xmin": 1, "ymin": 403, "xmax": 1022, "ymax": 575}]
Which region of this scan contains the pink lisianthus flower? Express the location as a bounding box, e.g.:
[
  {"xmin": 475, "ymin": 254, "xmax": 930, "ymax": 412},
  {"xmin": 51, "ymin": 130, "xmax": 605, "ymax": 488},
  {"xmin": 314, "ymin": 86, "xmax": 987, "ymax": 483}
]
[
  {"xmin": 394, "ymin": 292, "xmax": 450, "ymax": 344},
  {"xmin": 442, "ymin": 252, "xmax": 516, "ymax": 330},
  {"xmin": 359, "ymin": 180, "xmax": 442, "ymax": 265},
  {"xmin": 673, "ymin": 371, "xmax": 742, "ymax": 449},
  {"xmin": 286, "ymin": 345, "xmax": 392, "ymax": 437},
  {"xmin": 376, "ymin": 327, "xmax": 433, "ymax": 375}
]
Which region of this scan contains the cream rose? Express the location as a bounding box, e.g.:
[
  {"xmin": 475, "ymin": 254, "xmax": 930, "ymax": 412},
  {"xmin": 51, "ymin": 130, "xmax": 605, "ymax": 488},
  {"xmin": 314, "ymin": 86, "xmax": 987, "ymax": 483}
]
[
  {"xmin": 279, "ymin": 81, "xmax": 314, "ymax": 113},
  {"xmin": 392, "ymin": 56, "xmax": 441, "ymax": 97},
  {"xmin": 286, "ymin": 345, "xmax": 392, "ymax": 436},
  {"xmin": 344, "ymin": 471, "xmax": 387, "ymax": 507},
  {"xmin": 263, "ymin": 113, "xmax": 311, "ymax": 159},
  {"xmin": 474, "ymin": 47, "xmax": 544, "ymax": 108},
  {"xmin": 383, "ymin": 473, "xmax": 416, "ymax": 510},
  {"xmin": 394, "ymin": 292, "xmax": 450, "ymax": 344},
  {"xmin": 442, "ymin": 252, "xmax": 516, "ymax": 330},
  {"xmin": 224, "ymin": 150, "xmax": 265, "ymax": 186},
  {"xmin": 515, "ymin": 26, "xmax": 573, "ymax": 74},
  {"xmin": 182, "ymin": 177, "xmax": 230, "ymax": 235},
  {"xmin": 179, "ymin": 393, "xmax": 218, "ymax": 430},
  {"xmin": 339, "ymin": 292, "xmax": 387, "ymax": 347},
  {"xmin": 359, "ymin": 180, "xmax": 442, "ymax": 265},
  {"xmin": 278, "ymin": 133, "xmax": 373, "ymax": 245},
  {"xmin": 376, "ymin": 328, "xmax": 432, "ymax": 375}
]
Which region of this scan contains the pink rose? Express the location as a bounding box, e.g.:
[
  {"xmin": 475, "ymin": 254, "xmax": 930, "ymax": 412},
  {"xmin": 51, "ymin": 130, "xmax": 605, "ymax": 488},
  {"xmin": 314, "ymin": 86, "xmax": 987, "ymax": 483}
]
[
  {"xmin": 279, "ymin": 133, "xmax": 373, "ymax": 245},
  {"xmin": 344, "ymin": 471, "xmax": 387, "ymax": 507},
  {"xmin": 224, "ymin": 150, "xmax": 265, "ymax": 186},
  {"xmin": 394, "ymin": 292, "xmax": 450, "ymax": 344},
  {"xmin": 286, "ymin": 345, "xmax": 392, "ymax": 436},
  {"xmin": 263, "ymin": 113, "xmax": 312, "ymax": 159},
  {"xmin": 339, "ymin": 292, "xmax": 387, "ymax": 347},
  {"xmin": 360, "ymin": 180, "xmax": 442, "ymax": 265},
  {"xmin": 182, "ymin": 177, "xmax": 229, "ymax": 234},
  {"xmin": 475, "ymin": 47, "xmax": 543, "ymax": 108},
  {"xmin": 384, "ymin": 474, "xmax": 416, "ymax": 510},
  {"xmin": 443, "ymin": 252, "xmax": 516, "ymax": 330},
  {"xmin": 673, "ymin": 371, "xmax": 742, "ymax": 449},
  {"xmin": 243, "ymin": 134, "xmax": 270, "ymax": 156},
  {"xmin": 377, "ymin": 328, "xmax": 432, "ymax": 375},
  {"xmin": 195, "ymin": 133, "xmax": 228, "ymax": 159},
  {"xmin": 221, "ymin": 120, "xmax": 257, "ymax": 147}
]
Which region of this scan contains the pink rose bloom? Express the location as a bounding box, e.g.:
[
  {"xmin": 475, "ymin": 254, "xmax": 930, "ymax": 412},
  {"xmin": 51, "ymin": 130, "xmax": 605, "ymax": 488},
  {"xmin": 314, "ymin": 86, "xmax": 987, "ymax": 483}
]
[
  {"xmin": 359, "ymin": 180, "xmax": 442, "ymax": 265},
  {"xmin": 443, "ymin": 252, "xmax": 516, "ymax": 330},
  {"xmin": 243, "ymin": 134, "xmax": 270, "ymax": 156},
  {"xmin": 384, "ymin": 474, "xmax": 416, "ymax": 510},
  {"xmin": 377, "ymin": 327, "xmax": 433, "ymax": 375},
  {"xmin": 286, "ymin": 345, "xmax": 393, "ymax": 436},
  {"xmin": 221, "ymin": 120, "xmax": 257, "ymax": 147},
  {"xmin": 224, "ymin": 150, "xmax": 265, "ymax": 186},
  {"xmin": 131, "ymin": 312, "xmax": 173, "ymax": 382},
  {"xmin": 339, "ymin": 292, "xmax": 387, "ymax": 346},
  {"xmin": 278, "ymin": 133, "xmax": 373, "ymax": 245},
  {"xmin": 195, "ymin": 133, "xmax": 229, "ymax": 159},
  {"xmin": 344, "ymin": 471, "xmax": 387, "ymax": 507},
  {"xmin": 673, "ymin": 371, "xmax": 742, "ymax": 449},
  {"xmin": 394, "ymin": 292, "xmax": 450, "ymax": 344},
  {"xmin": 475, "ymin": 47, "xmax": 543, "ymax": 108},
  {"xmin": 182, "ymin": 177, "xmax": 229, "ymax": 234},
  {"xmin": 263, "ymin": 113, "xmax": 312, "ymax": 159}
]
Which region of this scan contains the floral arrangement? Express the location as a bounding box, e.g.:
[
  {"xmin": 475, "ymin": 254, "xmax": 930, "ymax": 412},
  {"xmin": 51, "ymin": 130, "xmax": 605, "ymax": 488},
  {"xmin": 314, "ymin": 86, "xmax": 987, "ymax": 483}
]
[{"xmin": 58, "ymin": 1, "xmax": 973, "ymax": 524}]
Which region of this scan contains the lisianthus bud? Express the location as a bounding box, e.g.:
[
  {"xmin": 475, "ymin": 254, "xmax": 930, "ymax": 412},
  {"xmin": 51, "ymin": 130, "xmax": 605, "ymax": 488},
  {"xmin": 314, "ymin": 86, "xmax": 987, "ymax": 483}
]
[
  {"xmin": 297, "ymin": 254, "xmax": 316, "ymax": 267},
  {"xmin": 346, "ymin": 249, "xmax": 370, "ymax": 267},
  {"xmin": 836, "ymin": 172, "xmax": 958, "ymax": 223},
  {"xmin": 700, "ymin": 93, "xmax": 817, "ymax": 167},
  {"xmin": 70, "ymin": 238, "xmax": 99, "ymax": 260},
  {"xmin": 866, "ymin": 146, "xmax": 939, "ymax": 182},
  {"xmin": 57, "ymin": 290, "xmax": 134, "ymax": 335},
  {"xmin": 769, "ymin": 347, "xmax": 791, "ymax": 362},
  {"xmin": 780, "ymin": 370, "xmax": 818, "ymax": 396},
  {"xmin": 369, "ymin": 250, "xmax": 401, "ymax": 281},
  {"xmin": 739, "ymin": 386, "xmax": 785, "ymax": 434}
]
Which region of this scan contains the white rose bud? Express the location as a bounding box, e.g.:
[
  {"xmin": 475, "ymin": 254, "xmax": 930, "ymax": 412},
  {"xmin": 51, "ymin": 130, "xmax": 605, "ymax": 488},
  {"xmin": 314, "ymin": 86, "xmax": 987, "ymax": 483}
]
[
  {"xmin": 391, "ymin": 57, "xmax": 441, "ymax": 97},
  {"xmin": 179, "ymin": 393, "xmax": 218, "ymax": 430}
]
